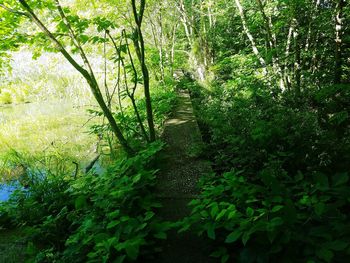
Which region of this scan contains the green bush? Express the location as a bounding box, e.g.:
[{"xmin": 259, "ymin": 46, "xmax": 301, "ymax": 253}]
[
  {"xmin": 182, "ymin": 168, "xmax": 350, "ymax": 263},
  {"xmin": 88, "ymin": 85, "xmax": 177, "ymax": 151},
  {"xmin": 182, "ymin": 79, "xmax": 350, "ymax": 263},
  {"xmin": 2, "ymin": 141, "xmax": 170, "ymax": 262}
]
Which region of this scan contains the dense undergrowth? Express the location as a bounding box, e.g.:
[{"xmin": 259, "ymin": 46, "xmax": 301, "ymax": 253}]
[
  {"xmin": 0, "ymin": 82, "xmax": 177, "ymax": 262},
  {"xmin": 1, "ymin": 141, "xmax": 170, "ymax": 262},
  {"xmin": 181, "ymin": 76, "xmax": 350, "ymax": 262},
  {"xmin": 2, "ymin": 0, "xmax": 349, "ymax": 262}
]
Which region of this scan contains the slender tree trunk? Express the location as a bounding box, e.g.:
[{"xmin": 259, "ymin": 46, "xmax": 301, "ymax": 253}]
[
  {"xmin": 158, "ymin": 9, "xmax": 165, "ymax": 82},
  {"xmin": 234, "ymin": 0, "xmax": 268, "ymax": 76},
  {"xmin": 131, "ymin": 0, "xmax": 156, "ymax": 142},
  {"xmin": 284, "ymin": 20, "xmax": 295, "ymax": 90},
  {"xmin": 18, "ymin": 0, "xmax": 134, "ymax": 155},
  {"xmin": 334, "ymin": 0, "xmax": 344, "ymax": 84},
  {"xmin": 170, "ymin": 23, "xmax": 178, "ymax": 77},
  {"xmin": 256, "ymin": 0, "xmax": 274, "ymax": 49},
  {"xmin": 108, "ymin": 30, "xmax": 149, "ymax": 142},
  {"xmin": 149, "ymin": 15, "xmax": 161, "ymax": 81},
  {"xmin": 177, "ymin": 0, "xmax": 193, "ymax": 47},
  {"xmin": 256, "ymin": 0, "xmax": 285, "ymax": 90},
  {"xmin": 293, "ymin": 26, "xmax": 301, "ymax": 96}
]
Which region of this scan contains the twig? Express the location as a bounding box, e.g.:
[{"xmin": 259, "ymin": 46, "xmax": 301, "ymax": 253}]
[
  {"xmin": 72, "ymin": 161, "xmax": 79, "ymax": 179},
  {"xmin": 0, "ymin": 4, "xmax": 29, "ymax": 17}
]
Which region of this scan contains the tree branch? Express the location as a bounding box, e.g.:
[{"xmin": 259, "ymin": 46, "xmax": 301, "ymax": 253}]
[
  {"xmin": 53, "ymin": 0, "xmax": 100, "ymax": 91},
  {"xmin": 0, "ymin": 4, "xmax": 29, "ymax": 17},
  {"xmin": 17, "ymin": 0, "xmax": 92, "ymax": 82}
]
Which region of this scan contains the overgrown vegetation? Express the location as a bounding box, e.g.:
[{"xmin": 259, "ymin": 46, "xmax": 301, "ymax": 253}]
[
  {"xmin": 181, "ymin": 78, "xmax": 350, "ymax": 262},
  {"xmin": 1, "ymin": 141, "xmax": 171, "ymax": 262},
  {"xmin": 1, "ymin": 0, "xmax": 349, "ymax": 262}
]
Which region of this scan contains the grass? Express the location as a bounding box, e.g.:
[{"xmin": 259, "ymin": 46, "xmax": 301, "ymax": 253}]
[
  {"xmin": 0, "ymin": 99, "xmax": 101, "ymax": 181},
  {"xmin": 0, "ymin": 51, "xmax": 178, "ymax": 181}
]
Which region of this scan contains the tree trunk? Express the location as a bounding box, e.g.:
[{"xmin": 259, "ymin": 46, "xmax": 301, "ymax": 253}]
[
  {"xmin": 234, "ymin": 0, "xmax": 268, "ymax": 76},
  {"xmin": 334, "ymin": 0, "xmax": 344, "ymax": 84},
  {"xmin": 131, "ymin": 0, "xmax": 156, "ymax": 142},
  {"xmin": 256, "ymin": 0, "xmax": 285, "ymax": 90},
  {"xmin": 293, "ymin": 27, "xmax": 301, "ymax": 96},
  {"xmin": 18, "ymin": 0, "xmax": 134, "ymax": 155}
]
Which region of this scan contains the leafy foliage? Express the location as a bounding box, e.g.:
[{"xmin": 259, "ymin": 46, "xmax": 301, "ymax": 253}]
[
  {"xmin": 1, "ymin": 142, "xmax": 170, "ymax": 262},
  {"xmin": 1, "ymin": 0, "xmax": 350, "ymax": 261},
  {"xmin": 182, "ymin": 78, "xmax": 350, "ymax": 262}
]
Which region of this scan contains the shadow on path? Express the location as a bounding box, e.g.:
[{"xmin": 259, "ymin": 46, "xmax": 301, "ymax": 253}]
[{"xmin": 154, "ymin": 90, "xmax": 215, "ymax": 263}]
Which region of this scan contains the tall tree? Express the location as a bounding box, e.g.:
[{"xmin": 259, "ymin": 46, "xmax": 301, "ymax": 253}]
[
  {"xmin": 1, "ymin": 0, "xmax": 135, "ymax": 155},
  {"xmin": 131, "ymin": 0, "xmax": 156, "ymax": 142},
  {"xmin": 334, "ymin": 0, "xmax": 345, "ymax": 84},
  {"xmin": 234, "ymin": 0, "xmax": 268, "ymax": 76}
]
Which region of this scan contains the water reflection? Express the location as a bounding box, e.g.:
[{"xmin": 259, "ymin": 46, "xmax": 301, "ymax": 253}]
[{"xmin": 0, "ymin": 183, "xmax": 19, "ymax": 202}]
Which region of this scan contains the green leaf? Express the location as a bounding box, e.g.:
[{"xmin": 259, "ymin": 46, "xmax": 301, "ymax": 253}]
[
  {"xmin": 133, "ymin": 173, "xmax": 142, "ymax": 183},
  {"xmin": 314, "ymin": 173, "xmax": 329, "ymax": 189},
  {"xmin": 210, "ymin": 247, "xmax": 227, "ymax": 258},
  {"xmin": 210, "ymin": 202, "xmax": 219, "ymax": 218},
  {"xmin": 189, "ymin": 199, "xmax": 200, "ymax": 206},
  {"xmin": 242, "ymin": 231, "xmax": 251, "ymax": 246},
  {"xmin": 314, "ymin": 203, "xmax": 325, "ymax": 216},
  {"xmin": 225, "ymin": 229, "xmax": 242, "ymax": 243},
  {"xmin": 271, "ymin": 205, "xmax": 284, "ymax": 213},
  {"xmin": 333, "ymin": 172, "xmax": 349, "ymax": 187},
  {"xmin": 125, "ymin": 244, "xmax": 139, "ymax": 261},
  {"xmin": 144, "ymin": 211, "xmax": 155, "ymax": 221},
  {"xmin": 121, "ymin": 216, "xmax": 129, "ymax": 222},
  {"xmin": 94, "ymin": 233, "xmax": 110, "ymax": 243},
  {"xmin": 154, "ymin": 232, "xmax": 167, "ymax": 239},
  {"xmin": 221, "ymin": 254, "xmax": 229, "ymax": 263},
  {"xmin": 207, "ymin": 224, "xmax": 216, "ymax": 240},
  {"xmin": 240, "ymin": 248, "xmax": 256, "ymax": 263},
  {"xmin": 114, "ymin": 255, "xmax": 126, "ymax": 263},
  {"xmin": 295, "ymin": 171, "xmax": 304, "ymax": 182},
  {"xmin": 79, "ymin": 34, "xmax": 89, "ymax": 44},
  {"xmin": 246, "ymin": 207, "xmax": 254, "ymax": 217},
  {"xmin": 216, "ymin": 209, "xmax": 227, "ymax": 220},
  {"xmin": 75, "ymin": 195, "xmax": 87, "ymax": 210},
  {"xmin": 316, "ymin": 248, "xmax": 334, "ymax": 263},
  {"xmin": 107, "ymin": 220, "xmax": 120, "ymax": 229},
  {"xmin": 270, "ymin": 217, "xmax": 283, "ymax": 227},
  {"xmin": 210, "ymin": 251, "xmax": 222, "ymax": 258},
  {"xmin": 228, "ymin": 210, "xmax": 237, "ymax": 220},
  {"xmin": 325, "ymin": 240, "xmax": 349, "ymax": 251}
]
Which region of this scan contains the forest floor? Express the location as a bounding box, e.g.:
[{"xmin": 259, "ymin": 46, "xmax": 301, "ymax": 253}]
[{"xmin": 154, "ymin": 90, "xmax": 215, "ymax": 262}]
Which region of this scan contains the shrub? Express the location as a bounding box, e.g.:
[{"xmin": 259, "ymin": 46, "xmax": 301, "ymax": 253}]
[
  {"xmin": 182, "ymin": 79, "xmax": 350, "ymax": 263},
  {"xmin": 1, "ymin": 141, "xmax": 170, "ymax": 262},
  {"xmin": 182, "ymin": 168, "xmax": 350, "ymax": 263}
]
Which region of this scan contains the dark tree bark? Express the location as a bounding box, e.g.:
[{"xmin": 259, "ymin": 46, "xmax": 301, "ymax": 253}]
[{"xmin": 131, "ymin": 0, "xmax": 156, "ymax": 142}]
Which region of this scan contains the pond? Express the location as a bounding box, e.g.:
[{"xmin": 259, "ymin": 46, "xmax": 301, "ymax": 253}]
[
  {"xmin": 0, "ymin": 162, "xmax": 105, "ymax": 203},
  {"xmin": 0, "ymin": 184, "xmax": 18, "ymax": 202}
]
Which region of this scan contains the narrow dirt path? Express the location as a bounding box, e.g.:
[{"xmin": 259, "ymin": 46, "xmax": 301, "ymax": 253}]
[{"xmin": 155, "ymin": 90, "xmax": 214, "ymax": 262}]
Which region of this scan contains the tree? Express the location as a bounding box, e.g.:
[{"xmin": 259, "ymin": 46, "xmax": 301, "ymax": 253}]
[
  {"xmin": 131, "ymin": 0, "xmax": 156, "ymax": 142},
  {"xmin": 334, "ymin": 0, "xmax": 345, "ymax": 84},
  {"xmin": 1, "ymin": 0, "xmax": 159, "ymax": 154}
]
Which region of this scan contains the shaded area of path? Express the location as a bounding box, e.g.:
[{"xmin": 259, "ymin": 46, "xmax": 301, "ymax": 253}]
[{"xmin": 155, "ymin": 90, "xmax": 215, "ymax": 262}]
